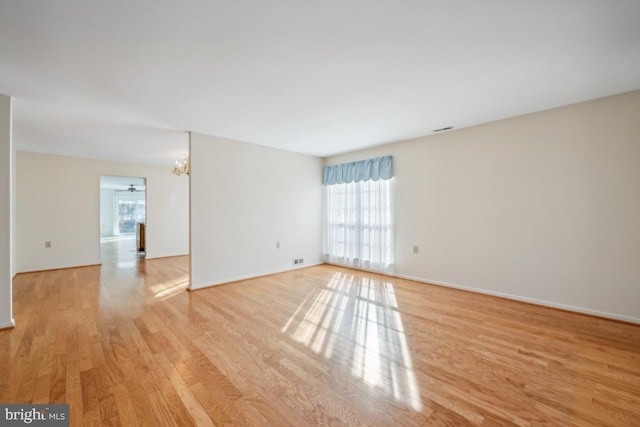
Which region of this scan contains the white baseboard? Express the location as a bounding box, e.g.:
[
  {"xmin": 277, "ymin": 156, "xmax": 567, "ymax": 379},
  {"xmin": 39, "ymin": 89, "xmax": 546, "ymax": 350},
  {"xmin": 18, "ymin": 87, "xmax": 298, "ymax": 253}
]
[
  {"xmin": 396, "ymin": 273, "xmax": 640, "ymax": 325},
  {"xmin": 145, "ymin": 253, "xmax": 189, "ymax": 260},
  {"xmin": 189, "ymin": 262, "xmax": 324, "ymax": 291},
  {"xmin": 188, "ymin": 261, "xmax": 640, "ymax": 324},
  {"xmin": 0, "ymin": 318, "xmax": 16, "ymax": 329},
  {"xmin": 16, "ymin": 262, "xmax": 101, "ymax": 275}
]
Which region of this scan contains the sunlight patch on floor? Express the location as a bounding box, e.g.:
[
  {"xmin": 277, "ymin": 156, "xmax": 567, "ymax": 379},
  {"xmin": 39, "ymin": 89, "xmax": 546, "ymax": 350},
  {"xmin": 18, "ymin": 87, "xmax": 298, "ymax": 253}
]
[
  {"xmin": 281, "ymin": 272, "xmax": 422, "ymax": 411},
  {"xmin": 150, "ymin": 275, "xmax": 189, "ymax": 300}
]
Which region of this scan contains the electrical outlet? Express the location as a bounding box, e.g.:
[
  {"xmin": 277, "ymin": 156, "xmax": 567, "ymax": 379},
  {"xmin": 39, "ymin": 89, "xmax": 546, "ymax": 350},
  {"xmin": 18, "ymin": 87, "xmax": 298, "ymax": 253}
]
[
  {"xmin": 45, "ymin": 241, "xmax": 52, "ymax": 248},
  {"xmin": 298, "ymin": 258, "xmax": 304, "ymax": 264},
  {"xmin": 276, "ymin": 242, "xmax": 281, "ymax": 249},
  {"xmin": 293, "ymin": 259, "xmax": 298, "ymax": 264},
  {"xmin": 413, "ymin": 245, "xmax": 419, "ymax": 254}
]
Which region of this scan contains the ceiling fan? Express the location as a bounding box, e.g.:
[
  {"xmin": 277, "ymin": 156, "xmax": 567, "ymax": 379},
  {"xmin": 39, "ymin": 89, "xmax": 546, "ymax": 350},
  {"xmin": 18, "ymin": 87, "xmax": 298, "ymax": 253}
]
[{"xmin": 116, "ymin": 184, "xmax": 144, "ymax": 193}]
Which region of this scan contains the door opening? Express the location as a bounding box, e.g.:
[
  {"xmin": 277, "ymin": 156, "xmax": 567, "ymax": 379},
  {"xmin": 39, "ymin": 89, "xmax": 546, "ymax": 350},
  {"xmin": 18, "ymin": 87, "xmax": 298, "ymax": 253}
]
[{"xmin": 100, "ymin": 176, "xmax": 147, "ymax": 264}]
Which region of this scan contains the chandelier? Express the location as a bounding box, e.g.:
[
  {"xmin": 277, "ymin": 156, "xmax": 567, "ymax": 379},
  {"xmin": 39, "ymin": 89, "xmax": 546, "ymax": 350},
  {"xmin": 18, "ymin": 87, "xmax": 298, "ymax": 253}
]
[{"xmin": 172, "ymin": 158, "xmax": 190, "ymax": 176}]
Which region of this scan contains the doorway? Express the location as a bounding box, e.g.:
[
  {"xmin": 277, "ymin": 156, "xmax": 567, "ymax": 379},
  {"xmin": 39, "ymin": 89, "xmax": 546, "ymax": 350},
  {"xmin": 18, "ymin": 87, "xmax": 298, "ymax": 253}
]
[{"xmin": 100, "ymin": 176, "xmax": 147, "ymax": 264}]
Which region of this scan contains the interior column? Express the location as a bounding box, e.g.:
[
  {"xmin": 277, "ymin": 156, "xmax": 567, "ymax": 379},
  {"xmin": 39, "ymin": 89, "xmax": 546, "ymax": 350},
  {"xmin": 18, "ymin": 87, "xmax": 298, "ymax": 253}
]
[{"xmin": 0, "ymin": 94, "xmax": 14, "ymax": 328}]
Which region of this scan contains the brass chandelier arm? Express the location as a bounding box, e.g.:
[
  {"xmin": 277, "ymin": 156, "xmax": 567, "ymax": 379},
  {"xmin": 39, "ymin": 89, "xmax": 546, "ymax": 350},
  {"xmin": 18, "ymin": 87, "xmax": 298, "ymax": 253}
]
[{"xmin": 172, "ymin": 158, "xmax": 189, "ymax": 176}]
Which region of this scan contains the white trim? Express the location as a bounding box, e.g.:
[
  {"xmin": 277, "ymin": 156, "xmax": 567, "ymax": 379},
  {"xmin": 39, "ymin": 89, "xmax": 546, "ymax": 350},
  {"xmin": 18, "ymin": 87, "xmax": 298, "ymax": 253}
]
[
  {"xmin": 396, "ymin": 273, "xmax": 640, "ymax": 325},
  {"xmin": 0, "ymin": 318, "xmax": 15, "ymax": 329},
  {"xmin": 145, "ymin": 253, "xmax": 189, "ymax": 261},
  {"xmin": 188, "ymin": 260, "xmax": 640, "ymax": 324},
  {"xmin": 188, "ymin": 262, "xmax": 324, "ymax": 291}
]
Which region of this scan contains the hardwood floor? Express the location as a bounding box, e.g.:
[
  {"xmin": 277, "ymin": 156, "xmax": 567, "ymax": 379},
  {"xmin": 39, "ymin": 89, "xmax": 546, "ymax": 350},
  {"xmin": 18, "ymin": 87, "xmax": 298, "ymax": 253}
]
[
  {"xmin": 1, "ymin": 258, "xmax": 639, "ymax": 426},
  {"xmin": 100, "ymin": 236, "xmax": 145, "ymax": 264}
]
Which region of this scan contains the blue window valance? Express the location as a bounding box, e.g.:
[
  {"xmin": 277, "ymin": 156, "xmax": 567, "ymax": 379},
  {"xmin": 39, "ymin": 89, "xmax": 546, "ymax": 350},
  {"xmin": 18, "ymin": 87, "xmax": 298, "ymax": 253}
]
[{"xmin": 323, "ymin": 156, "xmax": 393, "ymax": 185}]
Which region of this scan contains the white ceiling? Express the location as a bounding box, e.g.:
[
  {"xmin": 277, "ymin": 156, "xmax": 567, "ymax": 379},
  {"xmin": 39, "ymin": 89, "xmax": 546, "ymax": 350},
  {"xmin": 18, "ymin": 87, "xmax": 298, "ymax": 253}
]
[{"xmin": 1, "ymin": 1, "xmax": 639, "ymax": 165}]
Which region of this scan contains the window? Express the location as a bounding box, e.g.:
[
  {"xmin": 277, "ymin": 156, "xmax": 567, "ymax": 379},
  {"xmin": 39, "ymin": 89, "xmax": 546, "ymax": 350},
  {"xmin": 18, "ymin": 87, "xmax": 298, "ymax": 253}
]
[
  {"xmin": 117, "ymin": 199, "xmax": 146, "ymax": 234},
  {"xmin": 113, "ymin": 193, "xmax": 146, "ymax": 236},
  {"xmin": 323, "ymin": 156, "xmax": 394, "ymax": 273}
]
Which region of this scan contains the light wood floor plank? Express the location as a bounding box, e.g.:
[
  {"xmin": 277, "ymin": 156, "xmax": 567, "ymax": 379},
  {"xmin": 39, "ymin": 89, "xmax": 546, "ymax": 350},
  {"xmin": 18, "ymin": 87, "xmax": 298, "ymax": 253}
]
[{"xmin": 2, "ymin": 257, "xmax": 639, "ymax": 426}]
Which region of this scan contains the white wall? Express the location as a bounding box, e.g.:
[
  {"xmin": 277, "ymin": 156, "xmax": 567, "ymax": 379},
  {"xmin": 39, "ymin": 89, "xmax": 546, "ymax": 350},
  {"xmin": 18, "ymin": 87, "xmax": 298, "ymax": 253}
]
[
  {"xmin": 327, "ymin": 90, "xmax": 640, "ymax": 323},
  {"xmin": 100, "ymin": 188, "xmax": 115, "ymax": 237},
  {"xmin": 16, "ymin": 152, "xmax": 189, "ymax": 272},
  {"xmin": 190, "ymin": 132, "xmax": 323, "ymax": 289},
  {"xmin": 0, "ymin": 94, "xmax": 13, "ymax": 328}
]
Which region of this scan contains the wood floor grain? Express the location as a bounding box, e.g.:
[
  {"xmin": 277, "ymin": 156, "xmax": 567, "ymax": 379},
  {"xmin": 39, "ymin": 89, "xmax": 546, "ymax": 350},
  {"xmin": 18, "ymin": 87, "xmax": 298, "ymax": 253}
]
[{"xmin": 1, "ymin": 257, "xmax": 639, "ymax": 426}]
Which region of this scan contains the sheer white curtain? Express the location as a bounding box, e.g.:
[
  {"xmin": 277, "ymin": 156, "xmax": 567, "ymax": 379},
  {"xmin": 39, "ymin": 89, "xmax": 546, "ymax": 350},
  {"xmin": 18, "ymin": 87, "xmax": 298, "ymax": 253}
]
[{"xmin": 323, "ymin": 178, "xmax": 394, "ymax": 273}]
